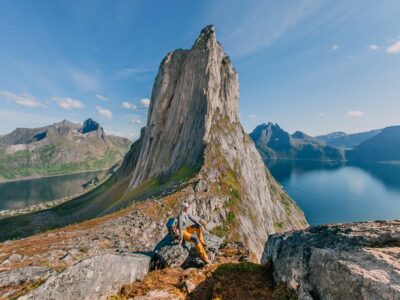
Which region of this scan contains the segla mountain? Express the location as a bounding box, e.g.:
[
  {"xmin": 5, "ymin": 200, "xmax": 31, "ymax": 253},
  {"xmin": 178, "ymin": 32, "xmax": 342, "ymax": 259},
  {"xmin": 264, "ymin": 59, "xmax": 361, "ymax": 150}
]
[
  {"xmin": 0, "ymin": 26, "xmax": 307, "ymax": 260},
  {"xmin": 0, "ymin": 118, "xmax": 130, "ymax": 180}
]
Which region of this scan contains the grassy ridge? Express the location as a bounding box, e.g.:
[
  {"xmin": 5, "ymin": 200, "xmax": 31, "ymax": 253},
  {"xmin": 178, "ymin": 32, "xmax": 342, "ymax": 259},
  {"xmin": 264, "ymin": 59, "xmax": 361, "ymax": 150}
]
[{"xmin": 0, "ymin": 149, "xmax": 122, "ymax": 180}]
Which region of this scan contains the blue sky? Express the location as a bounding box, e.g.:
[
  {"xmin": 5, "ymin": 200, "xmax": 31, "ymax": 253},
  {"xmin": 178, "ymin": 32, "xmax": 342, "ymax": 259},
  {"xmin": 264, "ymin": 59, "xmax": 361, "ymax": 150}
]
[{"xmin": 0, "ymin": 0, "xmax": 399, "ymax": 139}]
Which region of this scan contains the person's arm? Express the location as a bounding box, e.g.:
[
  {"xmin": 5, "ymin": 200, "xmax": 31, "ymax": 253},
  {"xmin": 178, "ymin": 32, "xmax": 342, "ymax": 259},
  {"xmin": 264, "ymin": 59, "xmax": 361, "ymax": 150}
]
[
  {"xmin": 188, "ymin": 214, "xmax": 202, "ymax": 228},
  {"xmin": 178, "ymin": 215, "xmax": 183, "ymax": 242}
]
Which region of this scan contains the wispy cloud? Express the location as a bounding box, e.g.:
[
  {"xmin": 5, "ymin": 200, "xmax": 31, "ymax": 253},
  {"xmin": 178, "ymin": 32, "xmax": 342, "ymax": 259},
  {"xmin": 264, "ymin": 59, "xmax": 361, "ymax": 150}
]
[
  {"xmin": 122, "ymin": 101, "xmax": 137, "ymax": 110},
  {"xmin": 140, "ymin": 98, "xmax": 151, "ymax": 108},
  {"xmin": 347, "ymin": 110, "xmax": 364, "ymax": 117},
  {"xmin": 96, "ymin": 94, "xmax": 109, "ymax": 101},
  {"xmin": 104, "ymin": 129, "xmax": 137, "ymax": 140},
  {"xmin": 96, "ymin": 106, "xmax": 113, "ymax": 118},
  {"xmin": 130, "ymin": 118, "xmax": 142, "ymax": 125},
  {"xmin": 114, "ymin": 67, "xmax": 155, "ymax": 80},
  {"xmin": 387, "ymin": 41, "xmax": 400, "ymax": 54},
  {"xmin": 210, "ymin": 1, "xmax": 323, "ymax": 57},
  {"xmin": 65, "ymin": 66, "xmax": 99, "ymax": 91},
  {"xmin": 0, "ymin": 108, "xmax": 61, "ymax": 134},
  {"xmin": 317, "ymin": 112, "xmax": 325, "ymax": 117},
  {"xmin": 53, "ymin": 97, "xmax": 84, "ymax": 110},
  {"xmin": 249, "ymin": 114, "xmax": 257, "ymax": 119},
  {"xmin": 0, "ymin": 91, "xmax": 45, "ymax": 108},
  {"xmin": 332, "ymin": 44, "xmax": 339, "ymax": 51},
  {"xmin": 368, "ymin": 44, "xmax": 379, "ymax": 51}
]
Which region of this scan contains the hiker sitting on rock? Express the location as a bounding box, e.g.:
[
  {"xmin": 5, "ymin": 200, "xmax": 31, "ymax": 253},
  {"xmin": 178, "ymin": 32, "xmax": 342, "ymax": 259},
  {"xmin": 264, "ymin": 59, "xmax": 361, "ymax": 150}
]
[{"xmin": 178, "ymin": 202, "xmax": 210, "ymax": 264}]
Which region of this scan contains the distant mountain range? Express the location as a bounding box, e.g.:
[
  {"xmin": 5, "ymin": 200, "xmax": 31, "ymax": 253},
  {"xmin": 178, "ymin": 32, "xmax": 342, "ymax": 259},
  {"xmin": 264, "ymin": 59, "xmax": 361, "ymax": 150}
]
[
  {"xmin": 346, "ymin": 125, "xmax": 400, "ymax": 162},
  {"xmin": 0, "ymin": 119, "xmax": 131, "ymax": 180},
  {"xmin": 250, "ymin": 123, "xmax": 345, "ymax": 161},
  {"xmin": 315, "ymin": 129, "xmax": 381, "ymax": 149},
  {"xmin": 251, "ymin": 123, "xmax": 400, "ymax": 162}
]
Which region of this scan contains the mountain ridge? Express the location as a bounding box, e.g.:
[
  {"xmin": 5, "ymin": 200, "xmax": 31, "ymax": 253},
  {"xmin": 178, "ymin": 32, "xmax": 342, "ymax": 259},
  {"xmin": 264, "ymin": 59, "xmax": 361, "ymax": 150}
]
[
  {"xmin": 0, "ymin": 118, "xmax": 131, "ymax": 180},
  {"xmin": 250, "ymin": 122, "xmax": 345, "ymax": 161}
]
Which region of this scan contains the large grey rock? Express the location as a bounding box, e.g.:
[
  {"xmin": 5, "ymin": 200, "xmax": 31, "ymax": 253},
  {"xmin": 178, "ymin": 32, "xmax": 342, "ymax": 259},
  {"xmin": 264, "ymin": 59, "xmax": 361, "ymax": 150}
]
[
  {"xmin": 155, "ymin": 232, "xmax": 223, "ymax": 268},
  {"xmin": 0, "ymin": 266, "xmax": 55, "ymax": 288},
  {"xmin": 262, "ymin": 221, "xmax": 400, "ymax": 300},
  {"xmin": 19, "ymin": 253, "xmax": 151, "ymax": 300}
]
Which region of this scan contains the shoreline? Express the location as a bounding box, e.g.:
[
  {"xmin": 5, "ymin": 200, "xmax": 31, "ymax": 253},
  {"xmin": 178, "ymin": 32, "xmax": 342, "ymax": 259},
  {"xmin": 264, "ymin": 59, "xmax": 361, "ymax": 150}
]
[{"xmin": 0, "ymin": 168, "xmax": 108, "ymax": 184}]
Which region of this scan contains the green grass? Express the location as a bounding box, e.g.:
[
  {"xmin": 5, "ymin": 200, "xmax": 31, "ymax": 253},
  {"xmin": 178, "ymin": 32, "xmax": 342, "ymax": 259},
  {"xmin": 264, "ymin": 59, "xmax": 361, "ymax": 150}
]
[
  {"xmin": 124, "ymin": 165, "xmax": 199, "ymax": 202},
  {"xmin": 214, "ymin": 262, "xmax": 265, "ymax": 276},
  {"xmin": 226, "ymin": 211, "xmax": 235, "ymax": 223},
  {"xmin": 274, "ymin": 221, "xmax": 284, "ymax": 231},
  {"xmin": 211, "ymin": 226, "xmax": 226, "ymax": 238},
  {"xmin": 0, "ymin": 149, "xmax": 122, "ymax": 180}
]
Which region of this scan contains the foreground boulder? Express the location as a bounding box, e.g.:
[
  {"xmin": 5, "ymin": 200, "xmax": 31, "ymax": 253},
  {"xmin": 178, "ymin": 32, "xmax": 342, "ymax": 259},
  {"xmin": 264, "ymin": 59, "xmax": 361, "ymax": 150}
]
[
  {"xmin": 0, "ymin": 267, "xmax": 55, "ymax": 299},
  {"xmin": 155, "ymin": 232, "xmax": 223, "ymax": 268},
  {"xmin": 262, "ymin": 221, "xmax": 400, "ymax": 300},
  {"xmin": 19, "ymin": 253, "xmax": 151, "ymax": 300}
]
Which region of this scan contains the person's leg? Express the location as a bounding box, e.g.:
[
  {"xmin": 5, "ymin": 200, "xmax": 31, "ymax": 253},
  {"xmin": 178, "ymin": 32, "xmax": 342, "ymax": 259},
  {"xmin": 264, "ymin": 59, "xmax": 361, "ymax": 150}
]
[
  {"xmin": 182, "ymin": 229, "xmax": 192, "ymax": 243},
  {"xmin": 186, "ymin": 226, "xmax": 209, "ymax": 263}
]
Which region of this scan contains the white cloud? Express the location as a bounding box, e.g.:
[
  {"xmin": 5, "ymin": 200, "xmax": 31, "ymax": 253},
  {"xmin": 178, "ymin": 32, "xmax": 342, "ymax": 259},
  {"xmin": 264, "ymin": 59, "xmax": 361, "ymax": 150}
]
[
  {"xmin": 130, "ymin": 118, "xmax": 142, "ymax": 125},
  {"xmin": 104, "ymin": 129, "xmax": 137, "ymax": 140},
  {"xmin": 368, "ymin": 44, "xmax": 379, "ymax": 51},
  {"xmin": 332, "ymin": 44, "xmax": 339, "ymax": 51},
  {"xmin": 96, "ymin": 106, "xmax": 113, "ymax": 118},
  {"xmin": 140, "ymin": 98, "xmax": 151, "ymax": 108},
  {"xmin": 54, "ymin": 97, "xmax": 84, "ymax": 110},
  {"xmin": 96, "ymin": 94, "xmax": 109, "ymax": 101},
  {"xmin": 114, "ymin": 67, "xmax": 155, "ymax": 80},
  {"xmin": 317, "ymin": 112, "xmax": 325, "ymax": 117},
  {"xmin": 387, "ymin": 41, "xmax": 400, "ymax": 54},
  {"xmin": 0, "ymin": 91, "xmax": 45, "ymax": 108},
  {"xmin": 347, "ymin": 110, "xmax": 364, "ymax": 117},
  {"xmin": 249, "ymin": 114, "xmax": 257, "ymax": 119},
  {"xmin": 122, "ymin": 101, "xmax": 137, "ymax": 110}
]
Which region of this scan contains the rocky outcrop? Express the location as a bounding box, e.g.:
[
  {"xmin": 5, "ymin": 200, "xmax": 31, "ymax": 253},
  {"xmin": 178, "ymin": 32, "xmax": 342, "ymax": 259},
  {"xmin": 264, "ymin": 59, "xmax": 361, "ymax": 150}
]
[
  {"xmin": 261, "ymin": 221, "xmax": 400, "ymax": 300},
  {"xmin": 154, "ymin": 232, "xmax": 223, "ymax": 268},
  {"xmin": 79, "ymin": 118, "xmax": 100, "ymax": 134},
  {"xmin": 19, "ymin": 253, "xmax": 151, "ymax": 300},
  {"xmin": 0, "ymin": 267, "xmax": 55, "ymax": 299}
]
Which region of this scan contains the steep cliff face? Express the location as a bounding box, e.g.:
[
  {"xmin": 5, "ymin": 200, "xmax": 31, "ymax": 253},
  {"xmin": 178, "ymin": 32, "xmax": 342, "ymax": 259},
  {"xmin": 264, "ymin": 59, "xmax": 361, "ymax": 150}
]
[
  {"xmin": 120, "ymin": 25, "xmax": 307, "ymax": 259},
  {"xmin": 127, "ymin": 26, "xmax": 238, "ymax": 190}
]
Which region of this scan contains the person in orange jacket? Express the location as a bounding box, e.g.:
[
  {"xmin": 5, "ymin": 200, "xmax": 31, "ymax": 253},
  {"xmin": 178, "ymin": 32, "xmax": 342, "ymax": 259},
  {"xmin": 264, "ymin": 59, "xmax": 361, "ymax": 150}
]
[{"xmin": 178, "ymin": 202, "xmax": 210, "ymax": 264}]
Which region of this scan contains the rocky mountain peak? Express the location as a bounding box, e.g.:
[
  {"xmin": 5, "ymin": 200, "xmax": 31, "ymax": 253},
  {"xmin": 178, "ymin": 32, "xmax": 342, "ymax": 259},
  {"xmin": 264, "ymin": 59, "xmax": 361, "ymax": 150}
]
[
  {"xmin": 193, "ymin": 24, "xmax": 217, "ymax": 47},
  {"xmin": 126, "ymin": 25, "xmax": 239, "ymax": 190},
  {"xmin": 80, "ymin": 118, "xmax": 101, "ymax": 134}
]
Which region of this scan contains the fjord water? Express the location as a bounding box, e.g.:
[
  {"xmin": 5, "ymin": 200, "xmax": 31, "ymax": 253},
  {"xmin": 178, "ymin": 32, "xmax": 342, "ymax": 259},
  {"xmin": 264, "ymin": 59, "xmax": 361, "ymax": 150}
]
[
  {"xmin": 266, "ymin": 160, "xmax": 400, "ymax": 225},
  {"xmin": 0, "ymin": 171, "xmax": 102, "ymax": 210}
]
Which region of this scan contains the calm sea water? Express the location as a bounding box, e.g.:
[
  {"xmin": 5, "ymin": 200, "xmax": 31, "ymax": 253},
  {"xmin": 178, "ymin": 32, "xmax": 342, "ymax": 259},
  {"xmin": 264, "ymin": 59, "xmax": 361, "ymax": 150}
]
[
  {"xmin": 265, "ymin": 160, "xmax": 400, "ymax": 225},
  {"xmin": 0, "ymin": 171, "xmax": 102, "ymax": 210}
]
